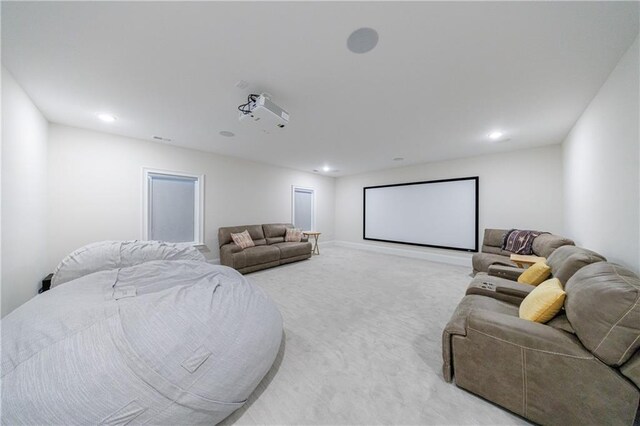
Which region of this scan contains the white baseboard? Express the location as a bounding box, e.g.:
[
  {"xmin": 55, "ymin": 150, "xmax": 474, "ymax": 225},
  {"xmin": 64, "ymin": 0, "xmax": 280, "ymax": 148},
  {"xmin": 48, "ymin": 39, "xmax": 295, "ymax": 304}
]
[
  {"xmin": 333, "ymin": 240, "xmax": 472, "ymax": 267},
  {"xmin": 317, "ymin": 240, "xmax": 336, "ymax": 248}
]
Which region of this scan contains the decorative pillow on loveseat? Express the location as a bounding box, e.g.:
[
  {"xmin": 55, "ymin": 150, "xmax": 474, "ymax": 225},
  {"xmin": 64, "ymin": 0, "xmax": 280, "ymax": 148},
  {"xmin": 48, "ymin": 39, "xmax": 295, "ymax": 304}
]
[
  {"xmin": 231, "ymin": 230, "xmax": 255, "ymax": 249},
  {"xmin": 519, "ymin": 278, "xmax": 566, "ymax": 323},
  {"xmin": 517, "ymin": 261, "xmax": 551, "ymax": 285},
  {"xmin": 284, "ymin": 228, "xmax": 303, "ymax": 242}
]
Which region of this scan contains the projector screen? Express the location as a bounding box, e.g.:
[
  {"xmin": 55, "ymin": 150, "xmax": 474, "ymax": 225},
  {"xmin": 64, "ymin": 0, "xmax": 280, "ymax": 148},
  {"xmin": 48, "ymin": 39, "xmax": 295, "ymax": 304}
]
[{"xmin": 363, "ymin": 177, "xmax": 478, "ymax": 252}]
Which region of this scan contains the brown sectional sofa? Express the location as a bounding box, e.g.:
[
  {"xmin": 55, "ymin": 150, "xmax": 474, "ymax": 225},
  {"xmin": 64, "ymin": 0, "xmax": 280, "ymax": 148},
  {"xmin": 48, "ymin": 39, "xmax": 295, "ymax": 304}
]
[
  {"xmin": 443, "ymin": 249, "xmax": 640, "ymax": 425},
  {"xmin": 472, "ymin": 228, "xmax": 575, "ymax": 275},
  {"xmin": 218, "ymin": 223, "xmax": 312, "ymax": 274},
  {"xmin": 467, "ymin": 245, "xmax": 607, "ymax": 305}
]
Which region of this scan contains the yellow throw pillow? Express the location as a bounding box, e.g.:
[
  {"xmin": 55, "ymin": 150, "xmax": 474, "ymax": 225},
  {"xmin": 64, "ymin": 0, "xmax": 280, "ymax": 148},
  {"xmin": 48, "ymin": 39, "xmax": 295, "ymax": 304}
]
[
  {"xmin": 517, "ymin": 261, "xmax": 552, "ymax": 285},
  {"xmin": 519, "ymin": 278, "xmax": 566, "ymax": 323}
]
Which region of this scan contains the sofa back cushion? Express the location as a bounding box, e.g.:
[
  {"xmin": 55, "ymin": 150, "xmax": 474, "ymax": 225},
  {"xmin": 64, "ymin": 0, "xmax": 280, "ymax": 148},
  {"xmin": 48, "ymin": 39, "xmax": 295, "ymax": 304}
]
[
  {"xmin": 481, "ymin": 229, "xmax": 512, "ymax": 256},
  {"xmin": 546, "ymin": 245, "xmax": 606, "ymax": 284},
  {"xmin": 565, "ymin": 262, "xmax": 640, "ymax": 367},
  {"xmin": 531, "ymin": 233, "xmax": 574, "ymax": 258},
  {"xmin": 263, "ymin": 223, "xmax": 294, "ymax": 244},
  {"xmin": 218, "ymin": 225, "xmax": 265, "ymax": 247}
]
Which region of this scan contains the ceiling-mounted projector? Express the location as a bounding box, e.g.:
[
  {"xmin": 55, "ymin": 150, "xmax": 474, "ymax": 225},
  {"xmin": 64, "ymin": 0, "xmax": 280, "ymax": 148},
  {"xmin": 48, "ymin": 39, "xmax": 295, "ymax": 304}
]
[{"xmin": 238, "ymin": 94, "xmax": 289, "ymax": 132}]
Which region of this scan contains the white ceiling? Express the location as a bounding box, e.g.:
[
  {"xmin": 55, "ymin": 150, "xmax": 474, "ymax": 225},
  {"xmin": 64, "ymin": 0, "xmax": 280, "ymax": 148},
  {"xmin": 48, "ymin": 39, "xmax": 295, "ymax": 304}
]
[{"xmin": 2, "ymin": 1, "xmax": 638, "ymax": 176}]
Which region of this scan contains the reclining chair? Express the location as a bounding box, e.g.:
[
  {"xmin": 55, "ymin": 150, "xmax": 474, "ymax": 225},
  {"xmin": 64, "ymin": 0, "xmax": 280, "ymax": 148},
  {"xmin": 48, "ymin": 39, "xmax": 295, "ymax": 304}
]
[{"xmin": 443, "ymin": 261, "xmax": 640, "ymax": 425}]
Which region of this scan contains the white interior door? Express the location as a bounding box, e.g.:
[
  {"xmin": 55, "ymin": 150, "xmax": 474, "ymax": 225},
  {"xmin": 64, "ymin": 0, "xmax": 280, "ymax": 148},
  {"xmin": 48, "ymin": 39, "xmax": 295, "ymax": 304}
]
[{"xmin": 292, "ymin": 186, "xmax": 315, "ymax": 231}]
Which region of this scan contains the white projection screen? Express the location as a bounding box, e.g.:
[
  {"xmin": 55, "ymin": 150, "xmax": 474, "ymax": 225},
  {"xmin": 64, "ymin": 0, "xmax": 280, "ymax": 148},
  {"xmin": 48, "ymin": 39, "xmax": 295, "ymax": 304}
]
[{"xmin": 363, "ymin": 177, "xmax": 478, "ymax": 252}]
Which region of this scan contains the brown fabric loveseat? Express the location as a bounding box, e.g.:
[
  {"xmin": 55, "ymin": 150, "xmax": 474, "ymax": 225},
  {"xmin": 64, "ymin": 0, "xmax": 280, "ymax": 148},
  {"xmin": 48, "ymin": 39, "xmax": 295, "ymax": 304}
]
[
  {"xmin": 443, "ymin": 261, "xmax": 640, "ymax": 425},
  {"xmin": 472, "ymin": 228, "xmax": 575, "ymax": 275},
  {"xmin": 218, "ymin": 223, "xmax": 312, "ymax": 274}
]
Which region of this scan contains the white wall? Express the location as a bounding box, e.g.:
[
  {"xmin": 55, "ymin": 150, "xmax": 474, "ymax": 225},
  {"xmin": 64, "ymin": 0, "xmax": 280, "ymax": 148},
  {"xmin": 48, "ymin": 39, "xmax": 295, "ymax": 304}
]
[
  {"xmin": 1, "ymin": 67, "xmax": 49, "ymax": 316},
  {"xmin": 563, "ymin": 36, "xmax": 639, "ymax": 274},
  {"xmin": 47, "ymin": 124, "xmax": 335, "ymax": 270},
  {"xmin": 334, "ymin": 145, "xmax": 564, "ymax": 265}
]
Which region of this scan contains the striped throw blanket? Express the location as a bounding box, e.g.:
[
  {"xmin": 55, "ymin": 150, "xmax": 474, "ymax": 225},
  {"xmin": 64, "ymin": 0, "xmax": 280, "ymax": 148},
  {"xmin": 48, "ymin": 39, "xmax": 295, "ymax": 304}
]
[{"xmin": 502, "ymin": 229, "xmax": 546, "ymax": 255}]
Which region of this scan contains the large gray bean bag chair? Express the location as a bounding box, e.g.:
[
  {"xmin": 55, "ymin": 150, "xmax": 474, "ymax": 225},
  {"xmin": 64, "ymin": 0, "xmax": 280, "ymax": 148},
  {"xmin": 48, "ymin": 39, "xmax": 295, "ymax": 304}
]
[
  {"xmin": 2, "ymin": 256, "xmax": 283, "ymax": 424},
  {"xmin": 51, "ymin": 240, "xmax": 207, "ymax": 288}
]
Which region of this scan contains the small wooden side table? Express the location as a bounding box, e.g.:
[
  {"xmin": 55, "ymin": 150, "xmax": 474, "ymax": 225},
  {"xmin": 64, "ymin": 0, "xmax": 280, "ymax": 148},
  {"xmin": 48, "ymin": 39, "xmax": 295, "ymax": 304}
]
[
  {"xmin": 303, "ymin": 231, "xmax": 321, "ymax": 255},
  {"xmin": 510, "ymin": 254, "xmax": 546, "ymax": 268}
]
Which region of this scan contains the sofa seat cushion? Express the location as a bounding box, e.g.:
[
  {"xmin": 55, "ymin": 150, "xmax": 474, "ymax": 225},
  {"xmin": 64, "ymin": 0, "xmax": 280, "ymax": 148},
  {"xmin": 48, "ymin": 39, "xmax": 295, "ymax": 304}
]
[
  {"xmin": 243, "ymin": 245, "xmax": 281, "ymax": 266},
  {"xmin": 466, "ymin": 273, "xmax": 535, "ymax": 305},
  {"xmin": 565, "ymin": 262, "xmax": 640, "ymax": 367},
  {"xmin": 472, "ymin": 253, "xmax": 517, "ymax": 274},
  {"xmin": 274, "ymin": 242, "xmax": 311, "ymax": 259}
]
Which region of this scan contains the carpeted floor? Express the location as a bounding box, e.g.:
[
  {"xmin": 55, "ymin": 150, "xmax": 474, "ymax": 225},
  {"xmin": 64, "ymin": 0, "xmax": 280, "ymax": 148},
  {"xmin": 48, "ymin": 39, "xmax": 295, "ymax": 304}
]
[{"xmin": 222, "ymin": 246, "xmax": 530, "ymax": 425}]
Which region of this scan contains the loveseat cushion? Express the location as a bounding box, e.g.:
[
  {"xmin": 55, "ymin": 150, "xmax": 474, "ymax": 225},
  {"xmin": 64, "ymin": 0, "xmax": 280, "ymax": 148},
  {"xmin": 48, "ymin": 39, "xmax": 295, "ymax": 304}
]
[
  {"xmin": 546, "ymin": 245, "xmax": 606, "ymax": 285},
  {"xmin": 243, "ymin": 246, "xmax": 280, "ymax": 266},
  {"xmin": 565, "ymin": 262, "xmax": 640, "ymax": 367},
  {"xmin": 263, "ymin": 223, "xmax": 291, "ymax": 238},
  {"xmin": 274, "ymin": 242, "xmax": 311, "ymax": 259}
]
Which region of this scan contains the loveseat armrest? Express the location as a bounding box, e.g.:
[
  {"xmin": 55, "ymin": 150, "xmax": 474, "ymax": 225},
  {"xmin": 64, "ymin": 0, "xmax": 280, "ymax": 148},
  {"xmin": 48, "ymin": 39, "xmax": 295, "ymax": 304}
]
[
  {"xmin": 467, "ymin": 310, "xmax": 592, "ymax": 359},
  {"xmin": 220, "ymin": 243, "xmax": 243, "ymax": 267},
  {"xmin": 488, "ymin": 264, "xmax": 525, "ymax": 281}
]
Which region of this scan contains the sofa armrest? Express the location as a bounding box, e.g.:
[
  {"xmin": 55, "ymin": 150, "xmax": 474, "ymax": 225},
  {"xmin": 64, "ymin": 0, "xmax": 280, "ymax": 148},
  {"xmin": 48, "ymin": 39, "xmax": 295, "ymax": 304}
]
[
  {"xmin": 219, "ymin": 243, "xmax": 243, "ymax": 267},
  {"xmin": 465, "ymin": 278, "xmax": 533, "ymax": 305},
  {"xmin": 221, "ymin": 243, "xmax": 243, "ymax": 254},
  {"xmin": 488, "ymin": 264, "xmax": 525, "ymax": 281},
  {"xmin": 467, "ymin": 310, "xmax": 593, "ymax": 359}
]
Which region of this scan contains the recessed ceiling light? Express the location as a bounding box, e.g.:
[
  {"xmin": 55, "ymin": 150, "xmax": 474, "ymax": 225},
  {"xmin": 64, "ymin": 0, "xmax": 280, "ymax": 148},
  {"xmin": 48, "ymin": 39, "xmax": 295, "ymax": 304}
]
[
  {"xmin": 97, "ymin": 113, "xmax": 116, "ymax": 122},
  {"xmin": 393, "ymin": 157, "xmax": 404, "ymax": 161},
  {"xmin": 322, "ymin": 166, "xmax": 331, "ymax": 172},
  {"xmin": 488, "ymin": 131, "xmax": 504, "ymax": 140},
  {"xmin": 219, "ymin": 131, "xmax": 235, "ymax": 137},
  {"xmin": 347, "ymin": 27, "xmax": 379, "ymax": 54}
]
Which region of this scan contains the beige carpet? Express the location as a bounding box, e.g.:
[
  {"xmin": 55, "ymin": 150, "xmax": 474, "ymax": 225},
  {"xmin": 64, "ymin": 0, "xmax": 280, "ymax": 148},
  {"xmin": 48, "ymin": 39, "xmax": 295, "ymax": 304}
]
[{"xmin": 222, "ymin": 246, "xmax": 529, "ymax": 425}]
